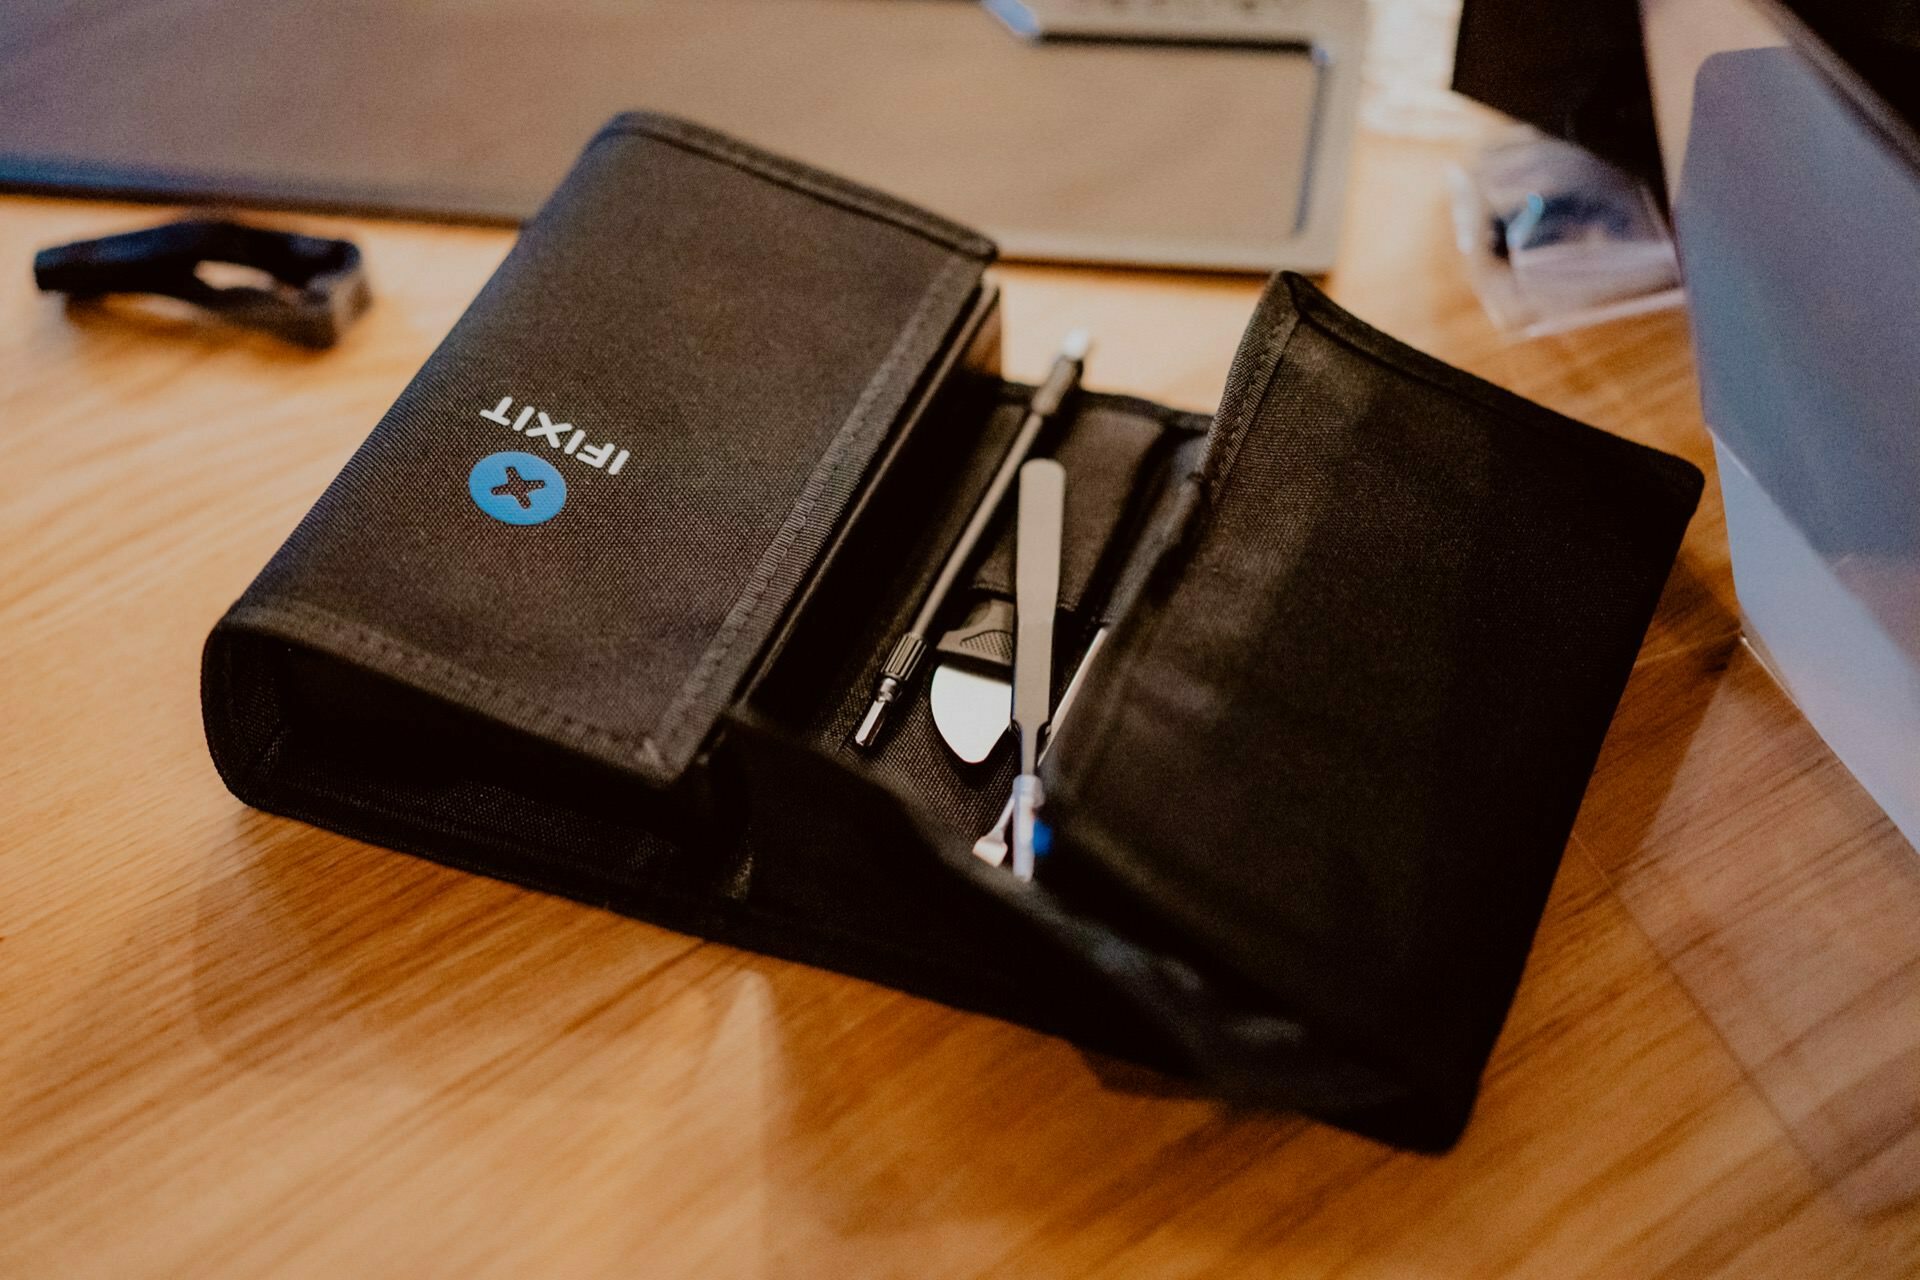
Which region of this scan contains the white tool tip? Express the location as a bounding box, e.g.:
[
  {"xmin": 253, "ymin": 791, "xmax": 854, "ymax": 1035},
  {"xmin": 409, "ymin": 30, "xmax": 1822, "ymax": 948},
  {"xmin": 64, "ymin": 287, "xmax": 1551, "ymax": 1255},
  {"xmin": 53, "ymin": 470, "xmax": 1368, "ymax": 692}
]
[{"xmin": 1060, "ymin": 328, "xmax": 1091, "ymax": 361}]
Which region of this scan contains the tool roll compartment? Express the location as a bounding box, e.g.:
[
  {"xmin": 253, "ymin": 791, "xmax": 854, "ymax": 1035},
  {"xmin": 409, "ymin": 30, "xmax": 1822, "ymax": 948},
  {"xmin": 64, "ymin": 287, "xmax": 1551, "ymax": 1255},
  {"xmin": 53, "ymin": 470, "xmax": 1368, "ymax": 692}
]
[{"xmin": 202, "ymin": 114, "xmax": 1702, "ymax": 1150}]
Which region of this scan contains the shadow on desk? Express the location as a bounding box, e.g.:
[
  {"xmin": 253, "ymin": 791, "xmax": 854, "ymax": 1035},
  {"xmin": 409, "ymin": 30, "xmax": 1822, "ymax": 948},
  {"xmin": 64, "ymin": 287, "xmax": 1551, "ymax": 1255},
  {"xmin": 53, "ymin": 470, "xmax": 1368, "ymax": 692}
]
[
  {"xmin": 178, "ymin": 809, "xmax": 1340, "ymax": 1262},
  {"xmin": 1577, "ymin": 581, "xmax": 1920, "ymax": 1218}
]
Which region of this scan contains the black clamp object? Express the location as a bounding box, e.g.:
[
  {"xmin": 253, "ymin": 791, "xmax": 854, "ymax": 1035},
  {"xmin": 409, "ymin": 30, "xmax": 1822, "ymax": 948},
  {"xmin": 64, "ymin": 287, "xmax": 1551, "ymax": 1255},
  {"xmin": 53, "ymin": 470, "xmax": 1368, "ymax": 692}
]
[{"xmin": 33, "ymin": 219, "xmax": 371, "ymax": 348}]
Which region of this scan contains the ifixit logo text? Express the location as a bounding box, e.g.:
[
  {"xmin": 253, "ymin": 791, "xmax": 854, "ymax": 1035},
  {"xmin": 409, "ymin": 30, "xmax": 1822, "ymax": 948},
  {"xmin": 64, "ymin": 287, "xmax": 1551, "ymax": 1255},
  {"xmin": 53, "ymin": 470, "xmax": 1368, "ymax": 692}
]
[{"xmin": 480, "ymin": 396, "xmax": 630, "ymax": 475}]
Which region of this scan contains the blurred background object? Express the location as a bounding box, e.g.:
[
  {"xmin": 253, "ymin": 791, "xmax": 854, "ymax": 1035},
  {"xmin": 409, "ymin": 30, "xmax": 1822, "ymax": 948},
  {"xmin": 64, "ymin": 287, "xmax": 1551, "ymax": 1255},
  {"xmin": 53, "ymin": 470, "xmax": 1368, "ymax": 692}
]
[
  {"xmin": 1361, "ymin": 0, "xmax": 1476, "ymax": 139},
  {"xmin": 1448, "ymin": 128, "xmax": 1680, "ymax": 337},
  {"xmin": 1450, "ymin": 0, "xmax": 1920, "ymax": 851},
  {"xmin": 31, "ymin": 217, "xmax": 370, "ymax": 348},
  {"xmin": 1452, "ymin": 0, "xmax": 1666, "ymax": 201},
  {"xmin": 0, "ymin": 0, "xmax": 1370, "ymax": 272},
  {"xmin": 1644, "ymin": 0, "xmax": 1920, "ymax": 851}
]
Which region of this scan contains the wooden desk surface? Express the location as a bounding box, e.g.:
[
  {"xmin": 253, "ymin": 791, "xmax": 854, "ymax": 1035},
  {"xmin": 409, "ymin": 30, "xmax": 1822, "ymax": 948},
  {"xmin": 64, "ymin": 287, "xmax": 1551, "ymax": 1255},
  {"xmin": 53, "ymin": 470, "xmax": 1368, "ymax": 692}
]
[{"xmin": 4, "ymin": 121, "xmax": 1918, "ymax": 1279}]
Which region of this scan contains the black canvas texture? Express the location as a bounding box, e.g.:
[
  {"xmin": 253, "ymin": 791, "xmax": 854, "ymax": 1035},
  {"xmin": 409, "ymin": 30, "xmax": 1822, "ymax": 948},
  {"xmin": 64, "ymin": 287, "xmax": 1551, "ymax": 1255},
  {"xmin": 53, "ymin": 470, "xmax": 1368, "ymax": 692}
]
[
  {"xmin": 1040, "ymin": 273, "xmax": 1705, "ymax": 1146},
  {"xmin": 203, "ymin": 116, "xmax": 1702, "ymax": 1152},
  {"xmin": 210, "ymin": 112, "xmax": 992, "ymax": 788}
]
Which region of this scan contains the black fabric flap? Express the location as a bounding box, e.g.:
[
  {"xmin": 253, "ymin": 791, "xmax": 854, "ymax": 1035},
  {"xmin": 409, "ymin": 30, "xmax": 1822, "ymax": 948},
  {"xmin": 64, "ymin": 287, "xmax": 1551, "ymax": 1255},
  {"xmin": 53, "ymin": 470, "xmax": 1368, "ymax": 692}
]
[
  {"xmin": 211, "ymin": 113, "xmax": 994, "ymax": 787},
  {"xmin": 1041, "ymin": 273, "xmax": 1703, "ymax": 1145}
]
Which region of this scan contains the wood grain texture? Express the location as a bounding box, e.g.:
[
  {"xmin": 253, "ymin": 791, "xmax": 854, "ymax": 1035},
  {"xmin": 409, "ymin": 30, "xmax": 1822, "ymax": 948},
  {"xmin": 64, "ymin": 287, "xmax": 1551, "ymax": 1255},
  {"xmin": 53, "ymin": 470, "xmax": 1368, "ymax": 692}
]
[{"xmin": 4, "ymin": 121, "xmax": 1919, "ymax": 1278}]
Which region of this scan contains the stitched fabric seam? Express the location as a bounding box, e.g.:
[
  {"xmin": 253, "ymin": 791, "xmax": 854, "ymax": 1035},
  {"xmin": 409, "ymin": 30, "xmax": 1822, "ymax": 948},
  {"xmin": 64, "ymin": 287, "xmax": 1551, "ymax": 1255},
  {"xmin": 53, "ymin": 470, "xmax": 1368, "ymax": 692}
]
[
  {"xmin": 649, "ymin": 253, "xmax": 978, "ymax": 763},
  {"xmin": 226, "ymin": 599, "xmax": 672, "ymax": 772},
  {"xmin": 1205, "ymin": 304, "xmax": 1302, "ymax": 501},
  {"xmin": 271, "ymin": 777, "xmax": 657, "ymax": 890},
  {"xmin": 589, "ymin": 114, "xmax": 995, "ymax": 259},
  {"xmin": 1284, "ymin": 279, "xmax": 1703, "ymax": 493}
]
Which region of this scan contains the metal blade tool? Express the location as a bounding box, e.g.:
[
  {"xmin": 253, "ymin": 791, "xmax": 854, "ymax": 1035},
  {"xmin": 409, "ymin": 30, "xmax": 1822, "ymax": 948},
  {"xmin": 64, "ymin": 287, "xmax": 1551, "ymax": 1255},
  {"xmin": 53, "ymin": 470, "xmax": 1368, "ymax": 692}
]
[
  {"xmin": 853, "ymin": 330, "xmax": 1088, "ymax": 749},
  {"xmin": 1009, "ymin": 457, "xmax": 1065, "ymax": 880}
]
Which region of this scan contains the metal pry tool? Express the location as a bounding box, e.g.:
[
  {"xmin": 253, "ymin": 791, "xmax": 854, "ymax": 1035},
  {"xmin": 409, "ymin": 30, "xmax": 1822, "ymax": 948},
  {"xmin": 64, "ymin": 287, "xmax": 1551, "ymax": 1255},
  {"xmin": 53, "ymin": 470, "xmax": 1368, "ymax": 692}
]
[
  {"xmin": 852, "ymin": 329, "xmax": 1090, "ymax": 749},
  {"xmin": 1009, "ymin": 457, "xmax": 1065, "ymax": 880}
]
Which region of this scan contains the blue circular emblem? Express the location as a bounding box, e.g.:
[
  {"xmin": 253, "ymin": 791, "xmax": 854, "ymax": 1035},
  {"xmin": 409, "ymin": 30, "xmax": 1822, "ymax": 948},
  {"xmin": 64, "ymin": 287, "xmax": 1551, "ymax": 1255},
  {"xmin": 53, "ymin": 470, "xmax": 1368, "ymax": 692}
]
[{"xmin": 469, "ymin": 451, "xmax": 566, "ymax": 525}]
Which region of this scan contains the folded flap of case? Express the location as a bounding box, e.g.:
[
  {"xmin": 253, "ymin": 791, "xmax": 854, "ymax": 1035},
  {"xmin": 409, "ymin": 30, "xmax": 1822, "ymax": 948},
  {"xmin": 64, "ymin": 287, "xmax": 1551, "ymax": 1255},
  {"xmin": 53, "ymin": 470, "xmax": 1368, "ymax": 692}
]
[
  {"xmin": 214, "ymin": 113, "xmax": 994, "ymax": 786},
  {"xmin": 1042, "ymin": 273, "xmax": 1703, "ymax": 1144}
]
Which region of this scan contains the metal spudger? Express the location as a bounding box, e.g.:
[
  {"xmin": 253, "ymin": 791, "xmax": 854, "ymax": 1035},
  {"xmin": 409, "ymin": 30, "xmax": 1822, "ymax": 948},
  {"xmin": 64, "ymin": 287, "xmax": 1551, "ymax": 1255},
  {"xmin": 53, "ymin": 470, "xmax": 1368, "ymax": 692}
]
[
  {"xmin": 853, "ymin": 329, "xmax": 1090, "ymax": 749},
  {"xmin": 1010, "ymin": 458, "xmax": 1065, "ymax": 880}
]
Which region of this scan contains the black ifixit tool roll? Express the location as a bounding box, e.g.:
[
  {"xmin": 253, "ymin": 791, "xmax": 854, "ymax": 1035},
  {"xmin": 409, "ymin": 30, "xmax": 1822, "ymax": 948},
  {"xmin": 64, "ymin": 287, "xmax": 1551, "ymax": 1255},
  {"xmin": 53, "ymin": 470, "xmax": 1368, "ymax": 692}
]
[{"xmin": 201, "ymin": 114, "xmax": 1706, "ymax": 1153}]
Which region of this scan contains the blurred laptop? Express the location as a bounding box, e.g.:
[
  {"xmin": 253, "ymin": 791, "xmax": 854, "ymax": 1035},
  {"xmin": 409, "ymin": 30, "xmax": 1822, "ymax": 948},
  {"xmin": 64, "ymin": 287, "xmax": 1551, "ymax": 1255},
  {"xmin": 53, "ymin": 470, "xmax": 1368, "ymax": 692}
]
[{"xmin": 0, "ymin": 0, "xmax": 1367, "ymax": 272}]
